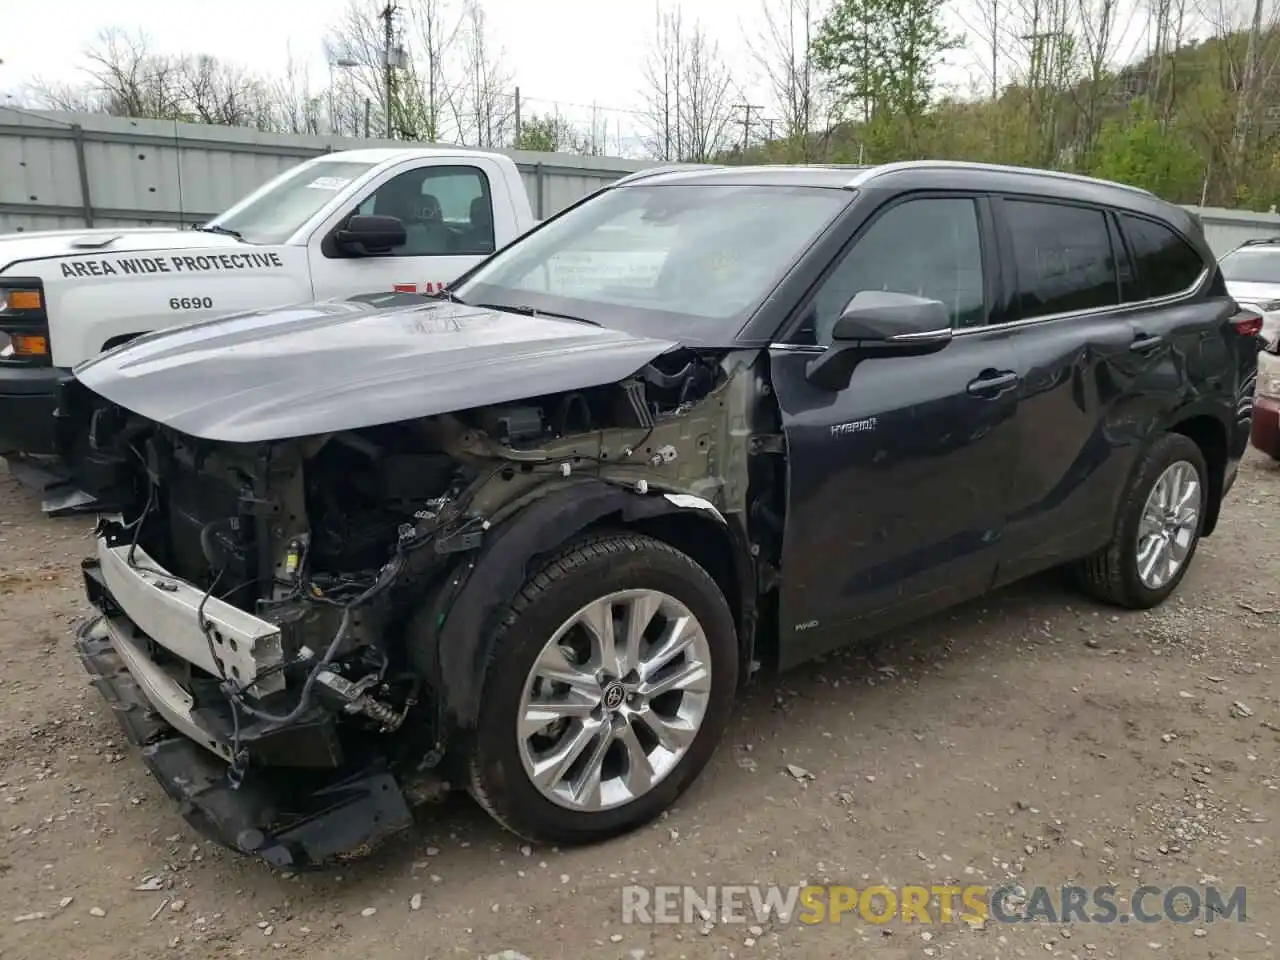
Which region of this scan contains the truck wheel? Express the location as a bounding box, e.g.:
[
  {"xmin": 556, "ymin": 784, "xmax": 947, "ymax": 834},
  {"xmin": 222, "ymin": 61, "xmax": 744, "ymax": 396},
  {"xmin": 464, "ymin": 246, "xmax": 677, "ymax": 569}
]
[
  {"xmin": 1076, "ymin": 432, "xmax": 1208, "ymax": 609},
  {"xmin": 468, "ymin": 532, "xmax": 738, "ymax": 845}
]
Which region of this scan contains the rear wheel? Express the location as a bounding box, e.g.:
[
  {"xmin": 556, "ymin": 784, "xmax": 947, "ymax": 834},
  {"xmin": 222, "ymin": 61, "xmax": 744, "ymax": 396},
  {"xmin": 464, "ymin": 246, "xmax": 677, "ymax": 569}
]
[
  {"xmin": 1076, "ymin": 432, "xmax": 1208, "ymax": 609},
  {"xmin": 467, "ymin": 532, "xmax": 738, "ymax": 844}
]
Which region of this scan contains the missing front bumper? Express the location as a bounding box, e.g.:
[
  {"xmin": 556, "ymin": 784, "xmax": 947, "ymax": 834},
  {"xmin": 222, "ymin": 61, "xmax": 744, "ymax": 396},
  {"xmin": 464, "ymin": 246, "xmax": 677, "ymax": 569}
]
[{"xmin": 75, "ymin": 567, "xmax": 421, "ymax": 869}]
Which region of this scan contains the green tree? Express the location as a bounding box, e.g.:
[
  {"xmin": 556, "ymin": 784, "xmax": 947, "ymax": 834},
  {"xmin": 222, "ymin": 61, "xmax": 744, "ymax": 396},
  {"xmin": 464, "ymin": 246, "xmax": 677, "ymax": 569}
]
[
  {"xmin": 514, "ymin": 112, "xmax": 587, "ymax": 153},
  {"xmin": 1089, "ymin": 100, "xmax": 1204, "ymax": 201},
  {"xmin": 812, "ymin": 0, "xmax": 959, "ymax": 143}
]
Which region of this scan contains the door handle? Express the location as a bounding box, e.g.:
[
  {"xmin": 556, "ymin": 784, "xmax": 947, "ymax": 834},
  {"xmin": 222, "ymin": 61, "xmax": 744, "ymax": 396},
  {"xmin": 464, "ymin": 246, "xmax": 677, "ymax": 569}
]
[
  {"xmin": 1130, "ymin": 333, "xmax": 1164, "ymax": 353},
  {"xmin": 966, "ymin": 370, "xmax": 1020, "ymax": 396}
]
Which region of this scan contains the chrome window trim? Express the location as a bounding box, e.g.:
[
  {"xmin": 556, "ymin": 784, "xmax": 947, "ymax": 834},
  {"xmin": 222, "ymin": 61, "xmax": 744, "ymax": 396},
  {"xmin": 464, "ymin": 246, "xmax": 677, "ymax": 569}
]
[
  {"xmin": 769, "ymin": 265, "xmax": 1212, "ymax": 351},
  {"xmin": 952, "ymin": 265, "xmax": 1211, "ymax": 338},
  {"xmin": 888, "ymin": 327, "xmax": 953, "ymax": 342}
]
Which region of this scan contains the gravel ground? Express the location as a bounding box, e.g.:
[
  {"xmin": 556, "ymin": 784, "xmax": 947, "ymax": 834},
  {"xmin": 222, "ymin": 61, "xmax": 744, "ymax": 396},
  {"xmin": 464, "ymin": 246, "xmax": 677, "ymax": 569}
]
[{"xmin": 0, "ymin": 452, "xmax": 1276, "ymax": 960}]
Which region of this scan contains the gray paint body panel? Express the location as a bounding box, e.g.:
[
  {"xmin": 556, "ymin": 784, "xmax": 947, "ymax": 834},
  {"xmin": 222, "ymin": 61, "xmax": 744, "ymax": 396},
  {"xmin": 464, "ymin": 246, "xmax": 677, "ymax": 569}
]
[{"xmin": 74, "ymin": 298, "xmax": 676, "ymax": 443}]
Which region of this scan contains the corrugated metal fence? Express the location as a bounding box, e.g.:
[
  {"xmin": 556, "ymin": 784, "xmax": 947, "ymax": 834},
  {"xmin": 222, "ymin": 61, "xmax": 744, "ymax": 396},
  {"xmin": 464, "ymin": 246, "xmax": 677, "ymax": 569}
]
[
  {"xmin": 0, "ymin": 107, "xmax": 649, "ymax": 234},
  {"xmin": 5, "ymin": 107, "xmax": 1280, "ymax": 257},
  {"xmin": 1185, "ymin": 205, "xmax": 1280, "ymax": 256}
]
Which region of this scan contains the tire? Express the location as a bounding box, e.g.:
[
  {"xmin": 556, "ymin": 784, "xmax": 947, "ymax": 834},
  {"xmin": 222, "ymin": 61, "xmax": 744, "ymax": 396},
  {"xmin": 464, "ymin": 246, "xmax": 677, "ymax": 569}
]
[
  {"xmin": 1076, "ymin": 432, "xmax": 1209, "ymax": 609},
  {"xmin": 467, "ymin": 531, "xmax": 738, "ymax": 845}
]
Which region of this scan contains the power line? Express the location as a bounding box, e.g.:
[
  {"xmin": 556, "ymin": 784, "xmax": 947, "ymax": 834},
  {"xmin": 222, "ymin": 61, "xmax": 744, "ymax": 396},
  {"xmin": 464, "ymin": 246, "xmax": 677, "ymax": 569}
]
[{"xmin": 513, "ymin": 93, "xmax": 651, "ymax": 120}]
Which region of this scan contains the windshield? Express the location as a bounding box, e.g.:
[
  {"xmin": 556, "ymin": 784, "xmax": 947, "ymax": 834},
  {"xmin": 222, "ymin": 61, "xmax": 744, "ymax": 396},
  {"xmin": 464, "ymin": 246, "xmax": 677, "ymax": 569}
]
[
  {"xmin": 1220, "ymin": 245, "xmax": 1280, "ymax": 284},
  {"xmin": 452, "ymin": 183, "xmax": 851, "ymax": 341},
  {"xmin": 205, "ymin": 160, "xmax": 377, "ymax": 244}
]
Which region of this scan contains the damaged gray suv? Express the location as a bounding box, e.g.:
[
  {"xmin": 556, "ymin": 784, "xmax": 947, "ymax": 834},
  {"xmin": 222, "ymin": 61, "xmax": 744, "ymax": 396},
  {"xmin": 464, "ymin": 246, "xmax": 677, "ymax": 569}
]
[{"xmin": 64, "ymin": 161, "xmax": 1257, "ymax": 867}]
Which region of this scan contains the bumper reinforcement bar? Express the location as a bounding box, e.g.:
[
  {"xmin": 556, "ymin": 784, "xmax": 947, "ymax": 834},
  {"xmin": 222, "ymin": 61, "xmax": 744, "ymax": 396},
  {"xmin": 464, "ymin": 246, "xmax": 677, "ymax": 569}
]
[{"xmin": 75, "ymin": 608, "xmax": 417, "ymax": 869}]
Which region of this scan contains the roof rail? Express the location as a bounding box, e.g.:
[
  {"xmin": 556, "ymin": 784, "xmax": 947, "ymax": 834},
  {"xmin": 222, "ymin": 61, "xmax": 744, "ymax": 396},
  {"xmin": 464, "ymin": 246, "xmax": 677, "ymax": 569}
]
[
  {"xmin": 611, "ymin": 163, "xmax": 726, "ymax": 186},
  {"xmin": 849, "ymin": 160, "xmax": 1158, "ymax": 198},
  {"xmin": 1240, "ymin": 236, "xmax": 1280, "ymax": 246}
]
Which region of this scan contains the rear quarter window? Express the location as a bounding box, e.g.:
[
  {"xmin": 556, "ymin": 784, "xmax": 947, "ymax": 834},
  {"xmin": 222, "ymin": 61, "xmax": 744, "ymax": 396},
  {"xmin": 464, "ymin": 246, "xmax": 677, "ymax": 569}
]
[{"xmin": 1117, "ymin": 214, "xmax": 1205, "ymax": 301}]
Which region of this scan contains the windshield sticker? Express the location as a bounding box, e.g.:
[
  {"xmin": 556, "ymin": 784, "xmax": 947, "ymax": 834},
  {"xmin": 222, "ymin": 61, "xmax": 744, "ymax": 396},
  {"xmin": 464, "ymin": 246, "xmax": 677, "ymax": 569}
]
[
  {"xmin": 57, "ymin": 251, "xmax": 286, "ymax": 279},
  {"xmin": 306, "ymin": 176, "xmax": 352, "ymax": 191},
  {"xmin": 545, "ymin": 251, "xmax": 666, "ymax": 294}
]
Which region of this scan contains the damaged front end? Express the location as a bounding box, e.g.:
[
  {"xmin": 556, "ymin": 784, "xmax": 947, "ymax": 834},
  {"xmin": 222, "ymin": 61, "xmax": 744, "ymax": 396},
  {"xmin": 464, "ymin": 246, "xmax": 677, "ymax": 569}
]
[{"xmin": 74, "ymin": 345, "xmax": 767, "ymax": 867}]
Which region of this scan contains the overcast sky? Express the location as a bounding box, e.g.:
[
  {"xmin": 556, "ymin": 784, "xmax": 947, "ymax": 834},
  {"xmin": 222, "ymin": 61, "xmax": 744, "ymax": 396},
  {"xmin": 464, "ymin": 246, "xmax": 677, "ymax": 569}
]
[
  {"xmin": 0, "ymin": 0, "xmax": 1166, "ymax": 153},
  {"xmin": 0, "ymin": 0, "xmax": 803, "ymax": 120}
]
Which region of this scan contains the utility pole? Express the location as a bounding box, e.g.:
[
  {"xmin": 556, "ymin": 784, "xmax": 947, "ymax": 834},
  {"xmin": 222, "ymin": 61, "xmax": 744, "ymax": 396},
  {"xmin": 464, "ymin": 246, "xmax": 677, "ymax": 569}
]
[
  {"xmin": 989, "ymin": 0, "xmax": 998, "ymax": 102},
  {"xmin": 513, "ymin": 86, "xmax": 521, "ymax": 147},
  {"xmin": 381, "ymin": 2, "xmax": 397, "ymax": 139},
  {"xmin": 734, "ymin": 103, "xmax": 762, "ymax": 160}
]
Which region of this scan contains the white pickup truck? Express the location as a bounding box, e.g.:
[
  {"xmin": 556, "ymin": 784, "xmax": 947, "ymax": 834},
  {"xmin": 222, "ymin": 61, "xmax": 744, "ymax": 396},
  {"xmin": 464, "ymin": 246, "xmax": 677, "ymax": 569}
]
[{"xmin": 0, "ymin": 146, "xmax": 550, "ymax": 466}]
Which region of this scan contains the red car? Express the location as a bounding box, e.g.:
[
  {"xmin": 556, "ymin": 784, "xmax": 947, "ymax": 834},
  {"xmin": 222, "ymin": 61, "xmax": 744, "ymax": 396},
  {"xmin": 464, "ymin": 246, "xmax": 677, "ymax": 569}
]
[
  {"xmin": 1217, "ymin": 240, "xmax": 1280, "ymax": 459},
  {"xmin": 1254, "ymin": 346, "xmax": 1280, "ymax": 459}
]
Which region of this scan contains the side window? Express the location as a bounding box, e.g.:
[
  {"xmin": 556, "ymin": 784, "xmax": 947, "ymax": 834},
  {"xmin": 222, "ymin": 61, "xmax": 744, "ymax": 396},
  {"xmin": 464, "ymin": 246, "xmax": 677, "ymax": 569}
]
[
  {"xmin": 355, "ymin": 165, "xmax": 494, "ymax": 256},
  {"xmin": 800, "ymin": 197, "xmax": 985, "ymax": 346},
  {"xmin": 1003, "ymin": 200, "xmax": 1119, "ymax": 319},
  {"xmin": 1117, "ymin": 213, "xmax": 1204, "ymax": 301}
]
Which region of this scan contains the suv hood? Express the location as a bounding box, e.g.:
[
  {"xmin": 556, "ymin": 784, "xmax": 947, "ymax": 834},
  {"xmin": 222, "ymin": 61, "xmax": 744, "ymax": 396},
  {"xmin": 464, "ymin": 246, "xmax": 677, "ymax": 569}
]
[
  {"xmin": 75, "ymin": 297, "xmax": 677, "ymax": 443},
  {"xmin": 0, "ymin": 227, "xmax": 244, "ymax": 271}
]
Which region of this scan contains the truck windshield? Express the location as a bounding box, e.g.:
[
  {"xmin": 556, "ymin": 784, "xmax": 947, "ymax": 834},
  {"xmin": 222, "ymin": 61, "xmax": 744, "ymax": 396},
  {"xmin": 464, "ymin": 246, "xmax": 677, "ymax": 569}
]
[
  {"xmin": 204, "ymin": 160, "xmax": 377, "ymax": 244},
  {"xmin": 452, "ymin": 183, "xmax": 851, "ymax": 342},
  {"xmin": 1220, "ymin": 245, "xmax": 1280, "ymax": 284}
]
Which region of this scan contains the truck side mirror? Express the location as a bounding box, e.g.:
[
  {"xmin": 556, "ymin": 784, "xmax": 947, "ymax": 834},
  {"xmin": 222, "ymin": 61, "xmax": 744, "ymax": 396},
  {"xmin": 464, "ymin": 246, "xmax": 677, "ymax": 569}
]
[{"xmin": 335, "ymin": 214, "xmax": 407, "ymax": 256}]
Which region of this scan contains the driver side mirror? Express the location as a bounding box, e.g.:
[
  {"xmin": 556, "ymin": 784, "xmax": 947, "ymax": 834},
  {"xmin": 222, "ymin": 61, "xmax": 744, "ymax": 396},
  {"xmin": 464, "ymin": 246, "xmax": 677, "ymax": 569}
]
[
  {"xmin": 335, "ymin": 214, "xmax": 407, "ymax": 257},
  {"xmin": 806, "ymin": 291, "xmax": 954, "ymax": 391}
]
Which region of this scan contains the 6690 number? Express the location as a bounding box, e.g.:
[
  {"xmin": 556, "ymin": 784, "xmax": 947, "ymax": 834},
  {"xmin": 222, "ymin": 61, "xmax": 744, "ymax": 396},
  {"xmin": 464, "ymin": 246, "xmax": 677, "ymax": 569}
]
[{"xmin": 169, "ymin": 296, "xmax": 214, "ymax": 310}]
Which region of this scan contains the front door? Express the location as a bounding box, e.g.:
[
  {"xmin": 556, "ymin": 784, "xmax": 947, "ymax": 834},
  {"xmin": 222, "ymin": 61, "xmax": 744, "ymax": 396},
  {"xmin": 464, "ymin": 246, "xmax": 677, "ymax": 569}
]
[
  {"xmin": 768, "ymin": 194, "xmax": 1022, "ymax": 666},
  {"xmin": 307, "ymin": 161, "xmax": 504, "ymax": 300}
]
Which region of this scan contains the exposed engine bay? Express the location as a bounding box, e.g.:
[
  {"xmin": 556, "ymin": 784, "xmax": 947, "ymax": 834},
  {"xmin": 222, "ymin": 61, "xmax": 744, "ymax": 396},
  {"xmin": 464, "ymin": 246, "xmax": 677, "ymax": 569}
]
[{"xmin": 74, "ymin": 346, "xmax": 779, "ymax": 865}]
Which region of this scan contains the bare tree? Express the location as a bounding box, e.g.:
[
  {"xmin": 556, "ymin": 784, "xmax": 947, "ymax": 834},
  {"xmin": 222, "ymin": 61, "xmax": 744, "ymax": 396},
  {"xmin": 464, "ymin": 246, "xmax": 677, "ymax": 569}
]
[
  {"xmin": 1070, "ymin": 0, "xmax": 1141, "ymax": 159},
  {"xmin": 678, "ymin": 25, "xmax": 737, "ymax": 161},
  {"xmin": 26, "ymin": 28, "xmax": 185, "ymax": 119},
  {"xmin": 639, "ymin": 4, "xmax": 736, "ymax": 161},
  {"xmin": 1194, "ymin": 0, "xmax": 1280, "ymax": 194},
  {"xmin": 271, "ymin": 49, "xmax": 325, "ymax": 135},
  {"xmin": 20, "ymin": 78, "xmax": 101, "ymax": 113},
  {"xmin": 176, "ymin": 54, "xmax": 275, "ymax": 128},
  {"xmin": 456, "ymin": 0, "xmax": 514, "ymax": 147},
  {"xmin": 324, "ymin": 0, "xmax": 397, "ymax": 134},
  {"xmin": 997, "ymin": 0, "xmax": 1080, "ymax": 164},
  {"xmin": 640, "ymin": 3, "xmax": 686, "ymax": 160},
  {"xmin": 956, "ymin": 0, "xmax": 1010, "ymax": 101},
  {"xmin": 1147, "ymin": 0, "xmax": 1193, "ymax": 124},
  {"xmin": 747, "ymin": 0, "xmax": 828, "ymax": 159},
  {"xmin": 398, "ymin": 0, "xmax": 465, "ymax": 140}
]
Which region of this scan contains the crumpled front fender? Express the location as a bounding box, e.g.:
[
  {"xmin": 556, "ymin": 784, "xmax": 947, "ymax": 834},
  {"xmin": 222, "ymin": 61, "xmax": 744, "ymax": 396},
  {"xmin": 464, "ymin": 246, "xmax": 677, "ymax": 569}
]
[{"xmin": 424, "ymin": 478, "xmax": 743, "ymax": 730}]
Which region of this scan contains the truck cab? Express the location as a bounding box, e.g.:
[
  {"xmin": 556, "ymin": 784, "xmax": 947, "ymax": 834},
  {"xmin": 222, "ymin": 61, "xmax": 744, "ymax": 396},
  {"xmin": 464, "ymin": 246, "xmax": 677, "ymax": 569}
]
[{"xmin": 0, "ymin": 147, "xmax": 539, "ymax": 467}]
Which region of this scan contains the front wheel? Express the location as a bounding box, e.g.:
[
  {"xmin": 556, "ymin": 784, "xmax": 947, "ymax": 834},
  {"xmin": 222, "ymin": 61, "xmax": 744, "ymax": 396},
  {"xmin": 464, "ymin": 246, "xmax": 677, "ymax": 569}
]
[
  {"xmin": 468, "ymin": 532, "xmax": 738, "ymax": 845},
  {"xmin": 1076, "ymin": 432, "xmax": 1209, "ymax": 609}
]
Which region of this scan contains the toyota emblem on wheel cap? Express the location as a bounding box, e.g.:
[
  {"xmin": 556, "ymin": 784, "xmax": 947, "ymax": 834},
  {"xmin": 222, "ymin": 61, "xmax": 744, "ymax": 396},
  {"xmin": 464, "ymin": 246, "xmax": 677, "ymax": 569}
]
[{"xmin": 602, "ymin": 682, "xmax": 625, "ymax": 710}]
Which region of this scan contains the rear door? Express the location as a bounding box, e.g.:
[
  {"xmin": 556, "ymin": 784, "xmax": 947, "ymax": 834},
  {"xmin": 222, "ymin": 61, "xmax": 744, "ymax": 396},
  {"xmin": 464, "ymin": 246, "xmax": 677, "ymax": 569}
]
[
  {"xmin": 990, "ymin": 199, "xmax": 1233, "ymax": 582},
  {"xmin": 987, "ymin": 197, "xmax": 1140, "ymax": 576},
  {"xmin": 768, "ymin": 193, "xmax": 1023, "ymax": 666}
]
